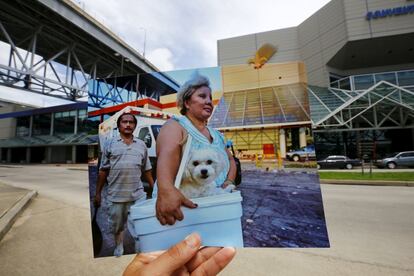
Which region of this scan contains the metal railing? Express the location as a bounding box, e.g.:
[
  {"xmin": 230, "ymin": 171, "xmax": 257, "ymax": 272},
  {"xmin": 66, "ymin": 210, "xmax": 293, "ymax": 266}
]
[{"xmin": 330, "ymin": 69, "xmax": 414, "ymax": 91}]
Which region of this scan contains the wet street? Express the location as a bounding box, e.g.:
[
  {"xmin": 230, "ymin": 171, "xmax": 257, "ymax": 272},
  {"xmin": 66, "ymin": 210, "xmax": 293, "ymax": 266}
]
[{"xmin": 239, "ymin": 170, "xmax": 329, "ymax": 247}]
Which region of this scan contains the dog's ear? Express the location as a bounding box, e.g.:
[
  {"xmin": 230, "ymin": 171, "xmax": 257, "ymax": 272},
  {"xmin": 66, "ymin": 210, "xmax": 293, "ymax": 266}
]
[{"xmin": 183, "ymin": 164, "xmax": 191, "ymax": 180}]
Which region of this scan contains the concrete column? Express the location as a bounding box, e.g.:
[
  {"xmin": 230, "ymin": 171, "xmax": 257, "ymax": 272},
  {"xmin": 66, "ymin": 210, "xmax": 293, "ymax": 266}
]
[
  {"xmin": 7, "ymin": 148, "xmax": 11, "ymax": 163},
  {"xmin": 279, "ymin": 129, "xmax": 286, "ymax": 158},
  {"xmin": 412, "ymin": 128, "xmax": 414, "ymax": 149},
  {"xmin": 46, "ymin": 147, "xmax": 52, "ymax": 163},
  {"xmin": 72, "ymin": 145, "xmax": 76, "ymax": 164},
  {"xmin": 50, "ymin": 113, "xmax": 54, "ymax": 135},
  {"xmin": 29, "ymin": 116, "xmax": 33, "ymax": 137},
  {"xmin": 299, "ymin": 127, "xmax": 307, "ymax": 148},
  {"xmin": 26, "ymin": 147, "xmax": 31, "ymax": 163},
  {"xmin": 74, "ymin": 112, "xmax": 78, "ymax": 135}
]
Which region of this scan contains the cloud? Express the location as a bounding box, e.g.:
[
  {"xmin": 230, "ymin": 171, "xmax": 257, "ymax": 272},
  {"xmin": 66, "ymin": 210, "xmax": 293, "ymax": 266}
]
[
  {"xmin": 77, "ymin": 0, "xmax": 331, "ymax": 70},
  {"xmin": 146, "ymin": 48, "xmax": 174, "ymax": 71}
]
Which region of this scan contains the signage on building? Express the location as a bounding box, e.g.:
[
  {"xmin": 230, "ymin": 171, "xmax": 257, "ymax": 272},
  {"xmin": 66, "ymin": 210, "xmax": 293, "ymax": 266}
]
[
  {"xmin": 366, "ymin": 3, "xmax": 414, "ymax": 20},
  {"xmin": 247, "ymin": 43, "xmax": 277, "ymax": 69}
]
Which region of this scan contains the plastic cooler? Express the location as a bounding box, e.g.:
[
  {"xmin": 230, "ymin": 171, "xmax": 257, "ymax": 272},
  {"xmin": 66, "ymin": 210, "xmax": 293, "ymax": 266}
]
[
  {"xmin": 128, "ymin": 134, "xmax": 244, "ymax": 252},
  {"xmin": 129, "ymin": 191, "xmax": 244, "ymax": 252}
]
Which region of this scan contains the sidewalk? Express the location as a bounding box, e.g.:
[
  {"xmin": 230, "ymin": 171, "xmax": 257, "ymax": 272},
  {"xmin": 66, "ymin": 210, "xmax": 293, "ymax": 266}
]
[
  {"xmin": 0, "ymin": 182, "xmax": 37, "ymax": 240},
  {"xmin": 320, "ymin": 179, "xmax": 414, "ymax": 186}
]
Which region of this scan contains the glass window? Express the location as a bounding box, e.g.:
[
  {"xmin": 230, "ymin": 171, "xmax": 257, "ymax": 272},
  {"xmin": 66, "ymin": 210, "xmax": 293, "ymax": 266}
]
[
  {"xmin": 354, "ymin": 75, "xmax": 374, "ymax": 90},
  {"xmin": 397, "ymin": 71, "xmax": 414, "ymax": 86},
  {"xmin": 16, "ymin": 116, "xmax": 30, "ymax": 137},
  {"xmin": 399, "ymin": 152, "xmax": 414, "ymax": 158},
  {"xmin": 138, "ymin": 127, "xmax": 152, "ymax": 148},
  {"xmin": 375, "ymin": 72, "xmax": 396, "ymax": 84},
  {"xmin": 79, "ymin": 115, "xmax": 100, "ymax": 135},
  {"xmin": 151, "ymin": 125, "xmax": 162, "ymax": 140},
  {"xmin": 77, "ymin": 109, "xmax": 92, "ymax": 134},
  {"xmin": 54, "ymin": 111, "xmax": 75, "ymax": 135},
  {"xmin": 339, "ymin": 78, "xmax": 351, "ymax": 90},
  {"xmin": 32, "ymin": 114, "xmax": 51, "ymax": 135}
]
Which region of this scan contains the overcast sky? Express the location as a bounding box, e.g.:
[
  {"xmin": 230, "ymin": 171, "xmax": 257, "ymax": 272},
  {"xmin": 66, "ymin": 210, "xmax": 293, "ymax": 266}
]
[{"xmin": 78, "ymin": 0, "xmax": 331, "ymax": 71}]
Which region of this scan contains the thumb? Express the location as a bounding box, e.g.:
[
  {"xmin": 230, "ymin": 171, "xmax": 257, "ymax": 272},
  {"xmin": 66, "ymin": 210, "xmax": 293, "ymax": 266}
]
[
  {"xmin": 145, "ymin": 233, "xmax": 201, "ymax": 274},
  {"xmin": 181, "ymin": 197, "xmax": 198, "ymax": 209}
]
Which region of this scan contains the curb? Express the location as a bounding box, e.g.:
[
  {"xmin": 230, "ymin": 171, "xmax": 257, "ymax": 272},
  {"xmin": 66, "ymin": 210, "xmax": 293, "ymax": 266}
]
[
  {"xmin": 0, "ymin": 190, "xmax": 37, "ymax": 241},
  {"xmin": 67, "ymin": 168, "xmax": 88, "ymax": 171},
  {"xmin": 320, "ymin": 179, "xmax": 414, "ymax": 187}
]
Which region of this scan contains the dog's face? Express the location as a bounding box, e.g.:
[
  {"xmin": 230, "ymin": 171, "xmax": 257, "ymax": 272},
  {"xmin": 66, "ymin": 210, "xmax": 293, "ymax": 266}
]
[{"xmin": 185, "ymin": 149, "xmax": 221, "ymax": 185}]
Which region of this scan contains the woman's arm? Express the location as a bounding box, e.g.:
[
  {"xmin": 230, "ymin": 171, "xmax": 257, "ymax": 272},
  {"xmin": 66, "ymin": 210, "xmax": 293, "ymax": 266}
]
[
  {"xmin": 155, "ymin": 120, "xmax": 197, "ymax": 225},
  {"xmin": 222, "ymin": 148, "xmax": 237, "ymax": 188}
]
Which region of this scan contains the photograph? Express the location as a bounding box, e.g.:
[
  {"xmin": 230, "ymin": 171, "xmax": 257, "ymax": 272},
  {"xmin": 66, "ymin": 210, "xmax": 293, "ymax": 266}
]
[
  {"xmin": 1, "ymin": 1, "xmax": 414, "ymax": 275},
  {"xmin": 88, "ymin": 63, "xmax": 329, "ymax": 258}
]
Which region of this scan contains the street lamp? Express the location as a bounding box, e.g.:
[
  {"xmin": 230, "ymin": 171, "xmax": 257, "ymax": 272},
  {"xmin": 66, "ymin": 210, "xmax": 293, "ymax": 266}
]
[
  {"xmin": 114, "ymin": 52, "xmax": 129, "ymax": 76},
  {"xmin": 139, "ymin": 27, "xmax": 146, "ymax": 58}
]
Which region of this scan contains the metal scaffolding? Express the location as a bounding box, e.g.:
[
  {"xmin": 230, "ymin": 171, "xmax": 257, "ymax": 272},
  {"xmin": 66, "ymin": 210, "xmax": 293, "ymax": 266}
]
[
  {"xmin": 308, "ymin": 80, "xmax": 414, "ymax": 130},
  {"xmin": 0, "ymin": 0, "xmax": 154, "ymax": 106}
]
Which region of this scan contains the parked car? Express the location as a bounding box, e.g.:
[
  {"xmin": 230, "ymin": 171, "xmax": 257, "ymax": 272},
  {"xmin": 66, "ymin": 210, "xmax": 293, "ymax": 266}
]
[
  {"xmin": 375, "ymin": 151, "xmax": 414, "ymax": 169},
  {"xmin": 286, "ymin": 145, "xmax": 316, "ymax": 162},
  {"xmin": 317, "ymin": 155, "xmax": 362, "ymax": 170}
]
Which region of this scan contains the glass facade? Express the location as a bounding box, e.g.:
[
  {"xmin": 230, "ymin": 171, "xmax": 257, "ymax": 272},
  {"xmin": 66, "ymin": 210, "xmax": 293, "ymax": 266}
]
[
  {"xmin": 32, "ymin": 113, "xmax": 51, "ymax": 135},
  {"xmin": 311, "ymin": 82, "xmax": 414, "ymax": 128},
  {"xmin": 16, "ymin": 116, "xmax": 30, "ymax": 137},
  {"xmin": 397, "ymin": 71, "xmax": 414, "ymax": 87},
  {"xmin": 375, "ymin": 72, "xmax": 396, "ymax": 84},
  {"xmin": 353, "ymin": 75, "xmax": 374, "ymax": 90},
  {"xmin": 209, "ymin": 84, "xmax": 310, "ymax": 128},
  {"xmin": 54, "ymin": 110, "xmax": 76, "ymax": 134},
  {"xmin": 314, "ymin": 129, "xmax": 414, "ymax": 160},
  {"xmin": 331, "ymin": 70, "xmax": 414, "ymax": 91}
]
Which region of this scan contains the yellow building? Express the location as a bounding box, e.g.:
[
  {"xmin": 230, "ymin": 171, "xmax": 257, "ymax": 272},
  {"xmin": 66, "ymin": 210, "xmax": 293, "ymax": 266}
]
[{"xmin": 159, "ymin": 62, "xmax": 313, "ymax": 158}]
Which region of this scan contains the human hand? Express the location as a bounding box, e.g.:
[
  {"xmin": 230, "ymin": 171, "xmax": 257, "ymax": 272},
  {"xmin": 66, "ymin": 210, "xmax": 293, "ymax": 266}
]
[
  {"xmin": 221, "ymin": 179, "xmax": 235, "ymax": 189},
  {"xmin": 156, "ymin": 186, "xmax": 197, "ymax": 225},
  {"xmin": 123, "ymin": 233, "xmax": 236, "ymax": 276},
  {"xmin": 94, "ymin": 194, "xmax": 101, "ymax": 208}
]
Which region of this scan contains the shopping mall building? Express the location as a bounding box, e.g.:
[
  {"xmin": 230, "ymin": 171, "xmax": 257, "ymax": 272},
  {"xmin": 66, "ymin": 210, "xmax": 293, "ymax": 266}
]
[{"xmin": 216, "ymin": 0, "xmax": 414, "ymax": 159}]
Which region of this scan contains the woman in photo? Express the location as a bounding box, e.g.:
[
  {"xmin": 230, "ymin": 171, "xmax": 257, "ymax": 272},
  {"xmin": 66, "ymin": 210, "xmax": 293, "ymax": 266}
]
[{"xmin": 155, "ymin": 74, "xmax": 237, "ymax": 225}]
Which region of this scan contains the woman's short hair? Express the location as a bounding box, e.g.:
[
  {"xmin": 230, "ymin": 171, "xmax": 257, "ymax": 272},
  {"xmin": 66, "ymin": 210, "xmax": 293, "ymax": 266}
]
[
  {"xmin": 176, "ymin": 74, "xmax": 211, "ymax": 115},
  {"xmin": 116, "ymin": 113, "xmax": 137, "ymax": 128}
]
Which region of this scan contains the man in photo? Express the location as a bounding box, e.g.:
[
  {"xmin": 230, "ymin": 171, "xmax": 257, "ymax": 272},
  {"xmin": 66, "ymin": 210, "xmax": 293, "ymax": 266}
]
[{"xmin": 94, "ymin": 113, "xmax": 154, "ymax": 257}]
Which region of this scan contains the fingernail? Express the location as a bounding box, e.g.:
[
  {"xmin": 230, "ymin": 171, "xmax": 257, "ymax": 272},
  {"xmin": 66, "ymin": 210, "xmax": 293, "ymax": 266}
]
[{"xmin": 185, "ymin": 233, "xmax": 199, "ymax": 249}]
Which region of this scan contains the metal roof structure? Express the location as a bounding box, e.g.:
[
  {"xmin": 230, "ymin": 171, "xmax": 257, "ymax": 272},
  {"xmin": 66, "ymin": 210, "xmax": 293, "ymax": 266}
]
[
  {"xmin": 308, "ymin": 78, "xmax": 414, "ymax": 131},
  {"xmin": 209, "ymin": 69, "xmax": 414, "ymax": 132},
  {"xmin": 0, "ymin": 0, "xmax": 158, "ymax": 106},
  {"xmin": 209, "ymin": 83, "xmax": 311, "ymax": 130}
]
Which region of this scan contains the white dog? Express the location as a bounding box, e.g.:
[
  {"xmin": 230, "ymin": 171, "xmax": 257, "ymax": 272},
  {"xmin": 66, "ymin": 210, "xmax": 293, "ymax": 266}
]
[{"xmin": 180, "ymin": 148, "xmax": 235, "ymax": 198}]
